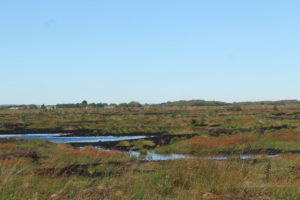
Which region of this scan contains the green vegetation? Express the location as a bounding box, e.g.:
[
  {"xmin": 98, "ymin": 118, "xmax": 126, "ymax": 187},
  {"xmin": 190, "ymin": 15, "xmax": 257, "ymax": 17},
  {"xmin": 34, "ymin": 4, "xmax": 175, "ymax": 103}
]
[
  {"xmin": 227, "ymin": 105, "xmax": 242, "ymax": 111},
  {"xmin": 1, "ymin": 104, "xmax": 300, "ymax": 199},
  {"xmin": 117, "ymin": 141, "xmax": 131, "ymax": 148},
  {"xmin": 0, "ymin": 139, "xmax": 300, "ymax": 199},
  {"xmin": 131, "ymin": 139, "xmax": 155, "ymax": 149},
  {"xmin": 155, "ymin": 131, "xmax": 300, "ymax": 155}
]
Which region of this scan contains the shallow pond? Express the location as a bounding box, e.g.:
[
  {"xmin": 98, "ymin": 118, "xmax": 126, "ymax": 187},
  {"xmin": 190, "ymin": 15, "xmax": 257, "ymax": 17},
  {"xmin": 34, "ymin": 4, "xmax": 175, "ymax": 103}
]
[
  {"xmin": 0, "ymin": 133, "xmax": 279, "ymax": 161},
  {"xmin": 128, "ymin": 151, "xmax": 278, "ymax": 161},
  {"xmin": 0, "ymin": 133, "xmax": 148, "ymax": 143},
  {"xmin": 129, "ymin": 150, "xmax": 195, "ymax": 161}
]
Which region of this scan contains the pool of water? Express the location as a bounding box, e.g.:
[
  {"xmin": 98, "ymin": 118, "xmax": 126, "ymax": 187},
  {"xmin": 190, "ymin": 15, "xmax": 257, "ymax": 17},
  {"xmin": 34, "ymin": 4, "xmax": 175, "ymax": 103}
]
[
  {"xmin": 0, "ymin": 133, "xmax": 280, "ymax": 161},
  {"xmin": 128, "ymin": 151, "xmax": 278, "ymax": 161},
  {"xmin": 129, "ymin": 151, "xmax": 195, "ymax": 161},
  {"xmin": 0, "ymin": 133, "xmax": 148, "ymax": 143}
]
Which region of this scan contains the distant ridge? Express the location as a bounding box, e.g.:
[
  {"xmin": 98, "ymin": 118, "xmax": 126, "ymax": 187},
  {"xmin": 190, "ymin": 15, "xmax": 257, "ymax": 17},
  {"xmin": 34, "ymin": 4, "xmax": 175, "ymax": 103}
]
[
  {"xmin": 0, "ymin": 104, "xmax": 14, "ymax": 107},
  {"xmin": 156, "ymin": 99, "xmax": 300, "ymax": 107},
  {"xmin": 1, "ymin": 100, "xmax": 300, "ymax": 109},
  {"xmin": 157, "ymin": 100, "xmax": 229, "ymax": 107},
  {"xmin": 234, "ymin": 100, "xmax": 300, "ymax": 106}
]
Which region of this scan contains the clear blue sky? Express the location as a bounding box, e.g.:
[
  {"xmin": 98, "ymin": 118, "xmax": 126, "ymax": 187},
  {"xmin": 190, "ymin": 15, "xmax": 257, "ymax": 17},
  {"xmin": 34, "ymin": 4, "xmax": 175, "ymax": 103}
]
[{"xmin": 1, "ymin": 1, "xmax": 300, "ymax": 104}]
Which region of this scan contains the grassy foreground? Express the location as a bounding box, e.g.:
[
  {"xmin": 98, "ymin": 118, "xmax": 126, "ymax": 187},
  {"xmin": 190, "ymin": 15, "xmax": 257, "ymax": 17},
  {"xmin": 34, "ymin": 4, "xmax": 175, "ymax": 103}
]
[{"xmin": 0, "ymin": 139, "xmax": 300, "ymax": 200}]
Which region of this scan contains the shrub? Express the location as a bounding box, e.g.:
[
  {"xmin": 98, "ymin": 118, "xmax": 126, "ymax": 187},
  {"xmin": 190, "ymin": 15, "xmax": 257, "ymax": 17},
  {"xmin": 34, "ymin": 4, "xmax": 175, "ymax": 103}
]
[{"xmin": 227, "ymin": 105, "xmax": 242, "ymax": 111}]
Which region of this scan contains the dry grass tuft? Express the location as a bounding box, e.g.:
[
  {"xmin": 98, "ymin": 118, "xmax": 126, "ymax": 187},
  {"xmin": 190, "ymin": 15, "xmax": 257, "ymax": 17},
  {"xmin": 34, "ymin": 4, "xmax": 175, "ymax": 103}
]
[
  {"xmin": 0, "ymin": 143, "xmax": 16, "ymax": 152},
  {"xmin": 188, "ymin": 135, "xmax": 256, "ymax": 148}
]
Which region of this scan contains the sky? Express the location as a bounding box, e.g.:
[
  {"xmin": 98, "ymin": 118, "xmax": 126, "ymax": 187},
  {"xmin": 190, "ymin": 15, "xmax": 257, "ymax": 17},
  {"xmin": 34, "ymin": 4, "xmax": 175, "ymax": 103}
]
[{"xmin": 1, "ymin": 0, "xmax": 300, "ymax": 104}]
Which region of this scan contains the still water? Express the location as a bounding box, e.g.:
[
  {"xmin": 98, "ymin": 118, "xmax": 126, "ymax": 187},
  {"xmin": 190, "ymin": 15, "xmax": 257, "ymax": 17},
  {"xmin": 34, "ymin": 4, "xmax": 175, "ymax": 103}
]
[
  {"xmin": 0, "ymin": 133, "xmax": 147, "ymax": 143},
  {"xmin": 0, "ymin": 133, "xmax": 279, "ymax": 161},
  {"xmin": 128, "ymin": 151, "xmax": 278, "ymax": 161}
]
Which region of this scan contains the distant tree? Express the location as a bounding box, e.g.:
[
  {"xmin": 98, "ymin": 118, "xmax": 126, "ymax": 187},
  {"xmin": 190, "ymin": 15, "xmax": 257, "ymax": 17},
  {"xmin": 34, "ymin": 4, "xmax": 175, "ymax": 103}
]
[
  {"xmin": 89, "ymin": 103, "xmax": 96, "ymax": 108},
  {"xmin": 81, "ymin": 100, "xmax": 88, "ymax": 108},
  {"xmin": 118, "ymin": 101, "xmax": 142, "ymax": 108},
  {"xmin": 27, "ymin": 104, "xmax": 38, "ymax": 109},
  {"xmin": 95, "ymin": 103, "xmax": 107, "ymax": 108},
  {"xmin": 118, "ymin": 103, "xmax": 128, "ymax": 108},
  {"xmin": 41, "ymin": 104, "xmax": 46, "ymax": 110},
  {"xmin": 128, "ymin": 101, "xmax": 142, "ymax": 107}
]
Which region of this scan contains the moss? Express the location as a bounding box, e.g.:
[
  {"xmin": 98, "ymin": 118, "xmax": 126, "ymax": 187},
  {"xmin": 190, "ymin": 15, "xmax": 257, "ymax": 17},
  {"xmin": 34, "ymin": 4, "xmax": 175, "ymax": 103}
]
[
  {"xmin": 117, "ymin": 141, "xmax": 131, "ymax": 147},
  {"xmin": 132, "ymin": 139, "xmax": 155, "ymax": 149}
]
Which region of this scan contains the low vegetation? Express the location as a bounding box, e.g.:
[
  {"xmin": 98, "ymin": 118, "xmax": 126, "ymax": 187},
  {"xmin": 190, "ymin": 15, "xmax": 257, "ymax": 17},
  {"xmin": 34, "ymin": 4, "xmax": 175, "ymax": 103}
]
[
  {"xmin": 1, "ymin": 104, "xmax": 300, "ymax": 199},
  {"xmin": 0, "ymin": 139, "xmax": 300, "ymax": 199}
]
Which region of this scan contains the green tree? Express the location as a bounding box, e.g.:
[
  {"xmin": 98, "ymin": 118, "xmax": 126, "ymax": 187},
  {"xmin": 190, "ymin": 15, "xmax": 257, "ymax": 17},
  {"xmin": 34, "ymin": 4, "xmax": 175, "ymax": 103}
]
[
  {"xmin": 81, "ymin": 100, "xmax": 88, "ymax": 108},
  {"xmin": 41, "ymin": 104, "xmax": 46, "ymax": 110}
]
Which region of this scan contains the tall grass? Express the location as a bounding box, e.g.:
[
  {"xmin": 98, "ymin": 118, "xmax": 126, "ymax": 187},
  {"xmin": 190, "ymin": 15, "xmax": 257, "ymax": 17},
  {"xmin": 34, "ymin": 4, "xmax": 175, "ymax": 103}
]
[{"xmin": 0, "ymin": 140, "xmax": 300, "ymax": 199}]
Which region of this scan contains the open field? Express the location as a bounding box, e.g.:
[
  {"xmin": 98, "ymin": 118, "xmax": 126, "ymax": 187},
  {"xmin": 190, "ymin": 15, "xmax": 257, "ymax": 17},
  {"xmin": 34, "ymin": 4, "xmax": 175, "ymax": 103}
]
[
  {"xmin": 0, "ymin": 139, "xmax": 300, "ymax": 199},
  {"xmin": 3, "ymin": 0, "xmax": 300, "ymax": 199},
  {"xmin": 1, "ymin": 105, "xmax": 300, "ymax": 154},
  {"xmin": 1, "ymin": 105, "xmax": 300, "ymax": 199}
]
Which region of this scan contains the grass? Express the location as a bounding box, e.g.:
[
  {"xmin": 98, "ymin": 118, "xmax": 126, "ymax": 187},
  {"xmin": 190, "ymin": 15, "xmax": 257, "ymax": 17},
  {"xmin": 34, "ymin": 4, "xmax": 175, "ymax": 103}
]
[
  {"xmin": 1, "ymin": 105, "xmax": 300, "ymax": 199},
  {"xmin": 1, "ymin": 105, "xmax": 299, "ymax": 137},
  {"xmin": 0, "ymin": 140, "xmax": 300, "ymax": 199},
  {"xmin": 155, "ymin": 130, "xmax": 300, "ymax": 155}
]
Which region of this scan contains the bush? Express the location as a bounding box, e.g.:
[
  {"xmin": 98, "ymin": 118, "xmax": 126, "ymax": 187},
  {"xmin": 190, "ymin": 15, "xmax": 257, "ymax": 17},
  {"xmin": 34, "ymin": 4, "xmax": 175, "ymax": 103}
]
[{"xmin": 227, "ymin": 105, "xmax": 242, "ymax": 111}]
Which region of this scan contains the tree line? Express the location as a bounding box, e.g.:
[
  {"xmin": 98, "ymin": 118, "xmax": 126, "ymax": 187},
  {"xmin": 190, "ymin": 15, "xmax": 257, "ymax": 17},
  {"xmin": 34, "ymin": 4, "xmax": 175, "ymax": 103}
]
[
  {"xmin": 56, "ymin": 101, "xmax": 142, "ymax": 108},
  {"xmin": 2, "ymin": 99, "xmax": 300, "ymax": 110}
]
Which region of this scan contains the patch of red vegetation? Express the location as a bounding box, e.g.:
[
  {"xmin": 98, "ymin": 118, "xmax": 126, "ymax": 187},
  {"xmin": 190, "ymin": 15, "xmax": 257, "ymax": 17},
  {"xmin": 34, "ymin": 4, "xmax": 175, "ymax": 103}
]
[
  {"xmin": 229, "ymin": 118, "xmax": 256, "ymax": 126},
  {"xmin": 274, "ymin": 135, "xmax": 300, "ymax": 141},
  {"xmin": 293, "ymin": 120, "xmax": 300, "ymax": 125},
  {"xmin": 188, "ymin": 135, "xmax": 256, "ymax": 148},
  {"xmin": 56, "ymin": 143, "xmax": 73, "ymax": 151},
  {"xmin": 0, "ymin": 159, "xmax": 27, "ymax": 167},
  {"xmin": 268, "ymin": 130, "xmax": 300, "ymax": 141},
  {"xmin": 66, "ymin": 146, "xmax": 120, "ymax": 158},
  {"xmin": 0, "ymin": 143, "xmax": 16, "ymax": 151}
]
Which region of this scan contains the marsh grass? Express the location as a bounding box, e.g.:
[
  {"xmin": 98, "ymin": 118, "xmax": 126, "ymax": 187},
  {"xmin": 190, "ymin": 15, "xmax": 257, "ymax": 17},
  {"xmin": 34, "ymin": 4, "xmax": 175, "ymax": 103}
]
[
  {"xmin": 0, "ymin": 140, "xmax": 300, "ymax": 199},
  {"xmin": 1, "ymin": 105, "xmax": 300, "ymax": 199}
]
